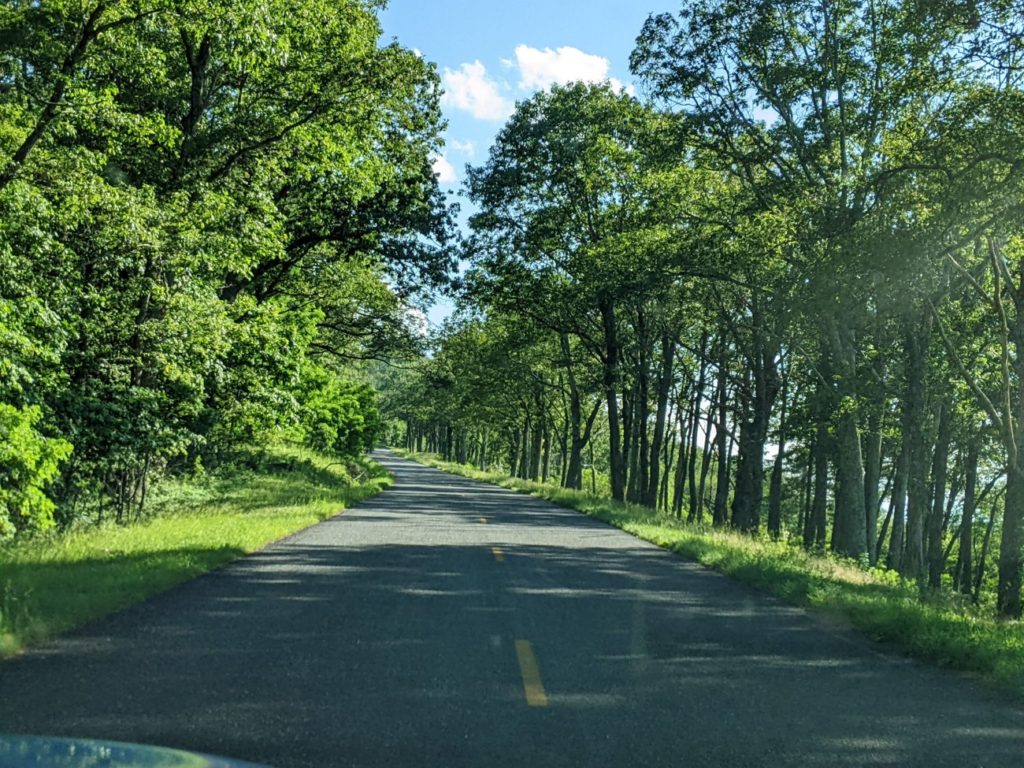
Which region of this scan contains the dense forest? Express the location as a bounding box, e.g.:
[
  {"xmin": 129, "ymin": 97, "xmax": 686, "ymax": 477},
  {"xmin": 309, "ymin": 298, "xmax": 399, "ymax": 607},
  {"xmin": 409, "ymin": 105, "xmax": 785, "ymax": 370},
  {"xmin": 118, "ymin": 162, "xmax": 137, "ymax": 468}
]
[
  {"xmin": 0, "ymin": 2, "xmax": 453, "ymax": 533},
  {"xmin": 388, "ymin": 0, "xmax": 1024, "ymax": 619}
]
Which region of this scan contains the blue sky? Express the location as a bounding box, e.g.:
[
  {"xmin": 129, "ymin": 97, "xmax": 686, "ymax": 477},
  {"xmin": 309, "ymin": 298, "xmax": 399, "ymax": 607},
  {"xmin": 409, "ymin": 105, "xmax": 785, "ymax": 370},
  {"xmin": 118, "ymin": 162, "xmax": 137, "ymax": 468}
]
[{"xmin": 379, "ymin": 1, "xmax": 658, "ymax": 325}]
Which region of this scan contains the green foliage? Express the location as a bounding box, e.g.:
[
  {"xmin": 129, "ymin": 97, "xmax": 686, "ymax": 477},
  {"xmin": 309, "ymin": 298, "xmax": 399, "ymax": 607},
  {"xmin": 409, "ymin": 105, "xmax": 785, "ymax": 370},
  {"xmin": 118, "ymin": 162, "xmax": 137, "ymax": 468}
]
[
  {"xmin": 0, "ymin": 0, "xmax": 452, "ymax": 525},
  {"xmin": 0, "ymin": 404, "xmax": 72, "ymax": 537},
  {"xmin": 299, "ymin": 368, "xmax": 382, "ymax": 458}
]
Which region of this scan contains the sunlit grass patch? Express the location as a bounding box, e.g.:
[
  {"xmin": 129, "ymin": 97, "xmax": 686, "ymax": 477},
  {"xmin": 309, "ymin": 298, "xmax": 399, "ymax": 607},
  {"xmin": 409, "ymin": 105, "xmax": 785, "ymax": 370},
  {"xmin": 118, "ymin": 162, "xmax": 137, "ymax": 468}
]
[
  {"xmin": 0, "ymin": 446, "xmax": 390, "ymax": 656},
  {"xmin": 398, "ymin": 449, "xmax": 1024, "ymax": 700}
]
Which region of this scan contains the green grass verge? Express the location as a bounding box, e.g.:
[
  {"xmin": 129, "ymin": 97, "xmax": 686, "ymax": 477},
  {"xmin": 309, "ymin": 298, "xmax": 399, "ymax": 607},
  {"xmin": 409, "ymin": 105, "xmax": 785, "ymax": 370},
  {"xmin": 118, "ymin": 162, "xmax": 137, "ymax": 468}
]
[
  {"xmin": 0, "ymin": 445, "xmax": 390, "ymax": 657},
  {"xmin": 396, "ymin": 449, "xmax": 1024, "ymax": 700}
]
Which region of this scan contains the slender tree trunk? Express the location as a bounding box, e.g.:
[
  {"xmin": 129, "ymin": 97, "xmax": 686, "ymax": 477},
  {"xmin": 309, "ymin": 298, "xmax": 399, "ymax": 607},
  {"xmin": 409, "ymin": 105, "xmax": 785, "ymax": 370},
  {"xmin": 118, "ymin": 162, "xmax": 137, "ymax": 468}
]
[
  {"xmin": 633, "ymin": 317, "xmax": 652, "ymax": 504},
  {"xmin": 529, "ymin": 390, "xmax": 544, "ymax": 481},
  {"xmin": 623, "ymin": 385, "xmax": 636, "ymax": 499},
  {"xmin": 901, "ymin": 314, "xmax": 932, "ymax": 581},
  {"xmin": 713, "ymin": 356, "xmax": 730, "ymax": 528},
  {"xmin": 927, "ymin": 402, "xmax": 951, "ymax": 588},
  {"xmin": 686, "ymin": 394, "xmax": 702, "ymax": 521},
  {"xmin": 509, "ymin": 428, "xmax": 520, "ymax": 478},
  {"xmin": 697, "ymin": 383, "xmax": 716, "ymax": 523},
  {"xmin": 887, "ymin": 425, "xmax": 910, "ymax": 572},
  {"xmin": 560, "ymin": 335, "xmax": 585, "ymax": 489},
  {"xmin": 660, "ymin": 421, "xmax": 676, "ymax": 512},
  {"xmin": 646, "ymin": 334, "xmax": 675, "ymax": 507},
  {"xmin": 799, "ymin": 448, "xmax": 812, "ymax": 544},
  {"xmin": 806, "ymin": 426, "xmax": 829, "ymax": 550},
  {"xmin": 600, "ymin": 298, "xmax": 626, "ymax": 501},
  {"xmin": 956, "ymin": 441, "xmax": 979, "ymax": 595},
  {"xmin": 672, "ymin": 399, "xmax": 689, "ymax": 518},
  {"xmin": 687, "ymin": 335, "xmax": 710, "ymax": 521},
  {"xmin": 863, "ymin": 405, "xmax": 883, "ymax": 565},
  {"xmin": 767, "ymin": 369, "xmax": 789, "ymax": 540},
  {"xmin": 976, "ymin": 492, "xmax": 1000, "ymax": 603}
]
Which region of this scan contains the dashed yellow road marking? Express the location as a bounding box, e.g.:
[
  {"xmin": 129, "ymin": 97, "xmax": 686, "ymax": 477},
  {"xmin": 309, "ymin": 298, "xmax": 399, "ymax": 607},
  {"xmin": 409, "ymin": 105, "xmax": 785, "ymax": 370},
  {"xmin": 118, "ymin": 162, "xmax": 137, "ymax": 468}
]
[
  {"xmin": 514, "ymin": 640, "xmax": 549, "ymax": 707},
  {"xmin": 491, "ymin": 546, "xmax": 505, "ymax": 562}
]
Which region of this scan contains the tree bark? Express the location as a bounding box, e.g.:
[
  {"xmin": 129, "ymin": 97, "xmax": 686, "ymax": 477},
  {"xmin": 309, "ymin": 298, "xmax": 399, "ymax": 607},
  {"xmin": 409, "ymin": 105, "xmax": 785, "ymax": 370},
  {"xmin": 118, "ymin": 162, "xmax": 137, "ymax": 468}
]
[
  {"xmin": 863, "ymin": 403, "xmax": 884, "ymax": 565},
  {"xmin": 767, "ymin": 367, "xmax": 789, "ymax": 540},
  {"xmin": 886, "ymin": 440, "xmax": 909, "ymax": 571},
  {"xmin": 646, "ymin": 334, "xmax": 675, "ymax": 507},
  {"xmin": 713, "ymin": 352, "xmax": 730, "ymax": 528},
  {"xmin": 927, "ymin": 402, "xmax": 951, "ymax": 588},
  {"xmin": 956, "ymin": 441, "xmax": 979, "ymax": 595},
  {"xmin": 600, "ymin": 297, "xmax": 626, "ymax": 501},
  {"xmin": 826, "ymin": 317, "xmax": 867, "ymax": 559},
  {"xmin": 901, "ymin": 313, "xmax": 932, "ymax": 581}
]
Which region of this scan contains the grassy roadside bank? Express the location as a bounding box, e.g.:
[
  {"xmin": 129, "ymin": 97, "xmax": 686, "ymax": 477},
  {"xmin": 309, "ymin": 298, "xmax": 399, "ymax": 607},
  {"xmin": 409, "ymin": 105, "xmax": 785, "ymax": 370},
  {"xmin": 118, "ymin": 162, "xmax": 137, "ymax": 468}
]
[
  {"xmin": 0, "ymin": 445, "xmax": 390, "ymax": 657},
  {"xmin": 396, "ymin": 449, "xmax": 1024, "ymax": 700}
]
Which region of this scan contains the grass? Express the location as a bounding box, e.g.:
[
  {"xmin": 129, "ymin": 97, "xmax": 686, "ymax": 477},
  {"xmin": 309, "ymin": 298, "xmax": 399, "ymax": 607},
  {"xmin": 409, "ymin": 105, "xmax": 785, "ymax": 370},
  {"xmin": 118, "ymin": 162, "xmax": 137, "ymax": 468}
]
[
  {"xmin": 0, "ymin": 444, "xmax": 390, "ymax": 657},
  {"xmin": 397, "ymin": 449, "xmax": 1024, "ymax": 700}
]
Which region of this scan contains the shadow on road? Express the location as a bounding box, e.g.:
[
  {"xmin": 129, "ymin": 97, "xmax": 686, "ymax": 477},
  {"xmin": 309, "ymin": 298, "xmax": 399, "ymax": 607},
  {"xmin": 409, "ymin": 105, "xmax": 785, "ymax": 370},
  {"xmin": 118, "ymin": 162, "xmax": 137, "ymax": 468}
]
[{"xmin": 1, "ymin": 453, "xmax": 1022, "ymax": 768}]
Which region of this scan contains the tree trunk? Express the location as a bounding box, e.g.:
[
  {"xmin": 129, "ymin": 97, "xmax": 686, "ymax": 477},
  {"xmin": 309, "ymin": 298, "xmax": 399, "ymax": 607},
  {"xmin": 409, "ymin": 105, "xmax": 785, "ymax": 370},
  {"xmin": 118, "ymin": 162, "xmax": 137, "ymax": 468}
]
[
  {"xmin": 998, "ymin": 463, "xmax": 1024, "ymax": 617},
  {"xmin": 600, "ymin": 298, "xmax": 626, "ymax": 501},
  {"xmin": 767, "ymin": 368, "xmax": 789, "ymax": 540},
  {"xmin": 713, "ymin": 355, "xmax": 730, "ymax": 528},
  {"xmin": 863, "ymin": 405, "xmax": 883, "ymax": 565},
  {"xmin": 927, "ymin": 402, "xmax": 951, "ymax": 588},
  {"xmin": 806, "ymin": 426, "xmax": 829, "ymax": 550},
  {"xmin": 687, "ymin": 335, "xmax": 710, "ymax": 521},
  {"xmin": 827, "ymin": 317, "xmax": 867, "ymax": 559},
  {"xmin": 672, "ymin": 399, "xmax": 689, "ymax": 518},
  {"xmin": 697, "ymin": 382, "xmax": 716, "ymax": 523},
  {"xmin": 623, "ymin": 385, "xmax": 636, "ymax": 500},
  {"xmin": 976, "ymin": 492, "xmax": 1000, "ymax": 603},
  {"xmin": 646, "ymin": 334, "xmax": 675, "ymax": 507},
  {"xmin": 901, "ymin": 314, "xmax": 932, "ymax": 581},
  {"xmin": 529, "ymin": 391, "xmax": 544, "ymax": 481},
  {"xmin": 997, "ymin": 255, "xmax": 1024, "ymax": 617},
  {"xmin": 731, "ymin": 310, "xmax": 779, "ymax": 533},
  {"xmin": 561, "ymin": 334, "xmax": 585, "ymax": 489},
  {"xmin": 956, "ymin": 441, "xmax": 979, "ymax": 595},
  {"xmin": 660, "ymin": 420, "xmax": 676, "ymax": 512},
  {"xmin": 886, "ymin": 440, "xmax": 909, "ymax": 572}
]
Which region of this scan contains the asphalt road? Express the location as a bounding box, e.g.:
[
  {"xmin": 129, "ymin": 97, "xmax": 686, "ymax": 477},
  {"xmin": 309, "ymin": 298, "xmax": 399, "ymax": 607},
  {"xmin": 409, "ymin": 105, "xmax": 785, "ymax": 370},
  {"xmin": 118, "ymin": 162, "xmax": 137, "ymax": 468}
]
[{"xmin": 2, "ymin": 451, "xmax": 1023, "ymax": 767}]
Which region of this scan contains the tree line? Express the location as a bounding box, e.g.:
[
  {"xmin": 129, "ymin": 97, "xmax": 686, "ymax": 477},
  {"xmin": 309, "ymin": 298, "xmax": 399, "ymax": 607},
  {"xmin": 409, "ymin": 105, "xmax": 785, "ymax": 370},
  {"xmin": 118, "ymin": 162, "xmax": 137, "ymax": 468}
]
[
  {"xmin": 0, "ymin": 1, "xmax": 453, "ymax": 535},
  {"xmin": 386, "ymin": 0, "xmax": 1024, "ymax": 618}
]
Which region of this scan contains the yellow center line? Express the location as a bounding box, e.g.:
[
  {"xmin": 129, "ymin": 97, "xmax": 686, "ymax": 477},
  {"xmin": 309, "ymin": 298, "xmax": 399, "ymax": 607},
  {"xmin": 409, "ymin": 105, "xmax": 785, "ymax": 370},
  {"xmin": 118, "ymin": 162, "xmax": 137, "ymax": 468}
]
[
  {"xmin": 491, "ymin": 546, "xmax": 505, "ymax": 562},
  {"xmin": 514, "ymin": 639, "xmax": 549, "ymax": 707}
]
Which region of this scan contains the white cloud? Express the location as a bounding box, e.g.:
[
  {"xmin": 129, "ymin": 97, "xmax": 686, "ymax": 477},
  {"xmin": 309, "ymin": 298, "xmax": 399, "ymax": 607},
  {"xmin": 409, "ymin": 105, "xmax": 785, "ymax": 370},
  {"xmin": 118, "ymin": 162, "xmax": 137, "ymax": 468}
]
[
  {"xmin": 514, "ymin": 45, "xmax": 610, "ymax": 90},
  {"xmin": 611, "ymin": 79, "xmax": 637, "ymax": 97},
  {"xmin": 441, "ymin": 61, "xmax": 513, "ymax": 120},
  {"xmin": 449, "ymin": 139, "xmax": 476, "ymax": 157},
  {"xmin": 431, "ymin": 154, "xmax": 458, "ymax": 184}
]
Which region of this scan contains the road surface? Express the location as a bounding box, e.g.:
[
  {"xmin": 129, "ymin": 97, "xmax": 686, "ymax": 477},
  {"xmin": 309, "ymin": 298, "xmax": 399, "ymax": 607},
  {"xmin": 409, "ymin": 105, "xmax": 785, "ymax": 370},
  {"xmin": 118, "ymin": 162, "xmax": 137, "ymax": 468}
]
[{"xmin": 1, "ymin": 451, "xmax": 1022, "ymax": 767}]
